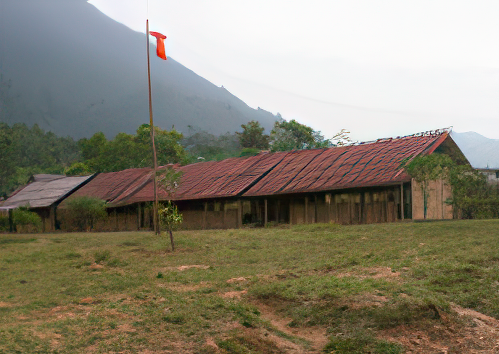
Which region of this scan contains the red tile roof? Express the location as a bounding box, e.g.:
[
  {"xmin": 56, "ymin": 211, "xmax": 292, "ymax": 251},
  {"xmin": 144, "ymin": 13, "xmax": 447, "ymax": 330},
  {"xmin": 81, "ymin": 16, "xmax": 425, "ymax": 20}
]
[{"xmin": 62, "ymin": 130, "xmax": 453, "ymax": 206}]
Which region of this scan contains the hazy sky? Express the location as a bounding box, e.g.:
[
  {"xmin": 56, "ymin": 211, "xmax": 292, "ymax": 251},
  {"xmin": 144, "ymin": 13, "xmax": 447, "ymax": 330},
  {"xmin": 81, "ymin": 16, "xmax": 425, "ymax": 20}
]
[{"xmin": 88, "ymin": 0, "xmax": 499, "ymax": 141}]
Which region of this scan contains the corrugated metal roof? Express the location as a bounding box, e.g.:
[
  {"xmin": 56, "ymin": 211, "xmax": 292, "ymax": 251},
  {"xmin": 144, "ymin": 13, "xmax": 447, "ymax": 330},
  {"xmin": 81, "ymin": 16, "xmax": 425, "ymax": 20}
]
[
  {"xmin": 62, "ymin": 168, "xmax": 152, "ymax": 206},
  {"xmin": 244, "ymin": 132, "xmax": 448, "ymax": 196},
  {"xmin": 111, "ymin": 152, "xmax": 288, "ymax": 206},
  {"xmin": 59, "ymin": 131, "xmax": 452, "ymax": 207},
  {"xmin": 2, "ymin": 174, "xmax": 94, "ymax": 209}
]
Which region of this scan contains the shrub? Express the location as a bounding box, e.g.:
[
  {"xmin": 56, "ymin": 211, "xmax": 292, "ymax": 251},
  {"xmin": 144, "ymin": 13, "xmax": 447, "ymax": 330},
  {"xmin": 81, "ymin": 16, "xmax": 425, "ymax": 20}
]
[
  {"xmin": 0, "ymin": 215, "xmax": 10, "ymax": 232},
  {"xmin": 64, "ymin": 196, "xmax": 107, "ymax": 231},
  {"xmin": 12, "ymin": 208, "xmax": 42, "ymax": 232}
]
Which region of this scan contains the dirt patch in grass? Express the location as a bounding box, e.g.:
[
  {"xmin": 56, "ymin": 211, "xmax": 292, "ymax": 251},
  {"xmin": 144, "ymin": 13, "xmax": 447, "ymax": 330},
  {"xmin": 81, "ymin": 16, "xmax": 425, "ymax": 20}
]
[
  {"xmin": 176, "ymin": 264, "xmax": 210, "ymax": 271},
  {"xmin": 335, "ymin": 266, "xmax": 401, "ymax": 281},
  {"xmin": 253, "ymin": 301, "xmax": 329, "ymax": 353},
  {"xmin": 158, "ymin": 281, "xmax": 212, "ymax": 292},
  {"xmin": 227, "ymin": 276, "xmax": 248, "ymax": 283},
  {"xmin": 220, "ymin": 290, "xmax": 248, "ymax": 299},
  {"xmin": 378, "ymin": 305, "xmax": 499, "ymax": 353}
]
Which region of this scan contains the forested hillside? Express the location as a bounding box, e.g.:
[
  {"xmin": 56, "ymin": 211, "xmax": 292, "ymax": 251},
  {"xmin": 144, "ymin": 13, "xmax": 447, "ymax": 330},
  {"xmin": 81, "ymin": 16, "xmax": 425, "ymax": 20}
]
[{"xmin": 0, "ymin": 0, "xmax": 276, "ymax": 139}]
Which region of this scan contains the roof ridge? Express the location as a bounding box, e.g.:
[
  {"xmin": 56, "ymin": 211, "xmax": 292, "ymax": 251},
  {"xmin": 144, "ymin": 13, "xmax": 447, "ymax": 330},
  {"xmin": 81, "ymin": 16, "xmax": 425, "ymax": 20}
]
[{"xmin": 356, "ymin": 127, "xmax": 452, "ymax": 146}]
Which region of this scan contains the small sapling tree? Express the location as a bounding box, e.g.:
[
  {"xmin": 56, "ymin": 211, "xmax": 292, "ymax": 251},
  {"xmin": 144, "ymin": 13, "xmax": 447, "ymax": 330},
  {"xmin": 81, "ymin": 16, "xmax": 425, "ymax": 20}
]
[{"xmin": 157, "ymin": 166, "xmax": 183, "ymax": 251}]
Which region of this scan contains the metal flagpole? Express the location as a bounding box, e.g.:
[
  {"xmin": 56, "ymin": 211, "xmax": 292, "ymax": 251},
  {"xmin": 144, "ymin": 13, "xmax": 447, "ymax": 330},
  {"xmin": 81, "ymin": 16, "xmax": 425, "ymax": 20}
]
[{"xmin": 146, "ymin": 19, "xmax": 160, "ymax": 235}]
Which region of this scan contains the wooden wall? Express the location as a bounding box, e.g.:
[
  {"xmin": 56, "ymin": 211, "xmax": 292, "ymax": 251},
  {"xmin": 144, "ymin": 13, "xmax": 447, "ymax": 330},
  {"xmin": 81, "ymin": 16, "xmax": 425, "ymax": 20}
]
[
  {"xmin": 411, "ymin": 178, "xmax": 453, "ymax": 220},
  {"xmin": 287, "ymin": 185, "xmax": 408, "ymax": 225}
]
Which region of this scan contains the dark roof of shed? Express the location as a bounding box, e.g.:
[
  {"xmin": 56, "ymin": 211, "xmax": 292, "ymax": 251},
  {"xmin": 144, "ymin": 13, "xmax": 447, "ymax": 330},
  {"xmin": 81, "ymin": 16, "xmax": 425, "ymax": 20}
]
[
  {"xmin": 244, "ymin": 131, "xmax": 449, "ymax": 196},
  {"xmin": 1, "ymin": 174, "xmax": 94, "ymax": 209}
]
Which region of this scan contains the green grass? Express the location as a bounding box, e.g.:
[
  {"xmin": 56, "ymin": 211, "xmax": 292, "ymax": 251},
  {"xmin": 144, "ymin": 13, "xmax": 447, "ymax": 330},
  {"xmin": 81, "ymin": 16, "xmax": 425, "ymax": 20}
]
[{"xmin": 1, "ymin": 220, "xmax": 499, "ymax": 352}]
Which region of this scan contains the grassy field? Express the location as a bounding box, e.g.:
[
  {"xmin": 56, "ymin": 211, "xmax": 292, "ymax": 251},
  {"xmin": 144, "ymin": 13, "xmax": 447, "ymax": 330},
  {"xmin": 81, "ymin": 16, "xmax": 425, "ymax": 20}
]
[{"xmin": 1, "ymin": 220, "xmax": 499, "ymax": 353}]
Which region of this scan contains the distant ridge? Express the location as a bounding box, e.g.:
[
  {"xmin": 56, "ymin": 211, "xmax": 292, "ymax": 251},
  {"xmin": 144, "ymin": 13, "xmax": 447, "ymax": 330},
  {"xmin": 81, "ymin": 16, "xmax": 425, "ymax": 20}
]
[
  {"xmin": 451, "ymin": 131, "xmax": 499, "ymax": 169},
  {"xmin": 0, "ymin": 0, "xmax": 276, "ymax": 139}
]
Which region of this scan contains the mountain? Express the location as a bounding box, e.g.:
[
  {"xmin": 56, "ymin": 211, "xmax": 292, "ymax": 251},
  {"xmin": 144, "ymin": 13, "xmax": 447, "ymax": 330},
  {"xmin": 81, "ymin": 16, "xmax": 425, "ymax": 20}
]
[
  {"xmin": 0, "ymin": 0, "xmax": 276, "ymax": 139},
  {"xmin": 451, "ymin": 131, "xmax": 499, "ymax": 169}
]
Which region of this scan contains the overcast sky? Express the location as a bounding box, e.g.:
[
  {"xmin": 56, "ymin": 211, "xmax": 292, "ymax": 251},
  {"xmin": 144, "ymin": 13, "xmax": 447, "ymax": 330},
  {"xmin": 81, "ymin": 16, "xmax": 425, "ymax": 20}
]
[{"xmin": 88, "ymin": 0, "xmax": 499, "ymax": 142}]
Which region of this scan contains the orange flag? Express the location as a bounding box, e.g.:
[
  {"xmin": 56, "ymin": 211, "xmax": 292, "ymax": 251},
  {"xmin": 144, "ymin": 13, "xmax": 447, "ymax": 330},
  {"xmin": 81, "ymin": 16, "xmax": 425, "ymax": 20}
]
[{"xmin": 149, "ymin": 31, "xmax": 167, "ymax": 60}]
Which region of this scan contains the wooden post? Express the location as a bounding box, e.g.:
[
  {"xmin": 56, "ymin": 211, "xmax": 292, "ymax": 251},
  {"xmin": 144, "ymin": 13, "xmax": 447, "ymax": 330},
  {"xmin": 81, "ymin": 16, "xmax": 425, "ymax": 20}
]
[
  {"xmin": 335, "ymin": 195, "xmax": 339, "ymax": 223},
  {"xmin": 348, "ymin": 194, "xmax": 353, "ymax": 224},
  {"xmin": 400, "ymin": 183, "xmax": 404, "ymax": 220},
  {"xmin": 441, "ymin": 179, "xmax": 444, "ymax": 219},
  {"xmin": 360, "ymin": 193, "xmax": 365, "ymax": 224},
  {"xmin": 237, "ymin": 200, "xmax": 242, "ymax": 228},
  {"xmin": 384, "ymin": 190, "xmax": 388, "ymax": 222},
  {"xmin": 264, "ymin": 199, "xmax": 268, "ymax": 226},
  {"xmin": 223, "ymin": 202, "xmax": 227, "ymax": 228},
  {"xmin": 314, "ymin": 194, "xmax": 318, "ymax": 223},
  {"xmin": 289, "ymin": 198, "xmax": 294, "ymax": 225},
  {"xmin": 203, "ymin": 202, "xmax": 208, "ymax": 229},
  {"xmin": 276, "ymin": 200, "xmax": 280, "ymax": 223},
  {"xmin": 326, "ymin": 194, "xmax": 331, "ymax": 223},
  {"xmin": 138, "ymin": 203, "xmax": 142, "ymax": 230},
  {"xmin": 304, "ymin": 196, "xmax": 309, "ymax": 224},
  {"xmin": 8, "ymin": 209, "xmax": 13, "ymax": 233}
]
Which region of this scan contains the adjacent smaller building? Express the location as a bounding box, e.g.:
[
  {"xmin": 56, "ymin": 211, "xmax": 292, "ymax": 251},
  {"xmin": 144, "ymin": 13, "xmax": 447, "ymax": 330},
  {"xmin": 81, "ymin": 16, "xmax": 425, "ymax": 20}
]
[{"xmin": 1, "ymin": 174, "xmax": 94, "ymax": 231}]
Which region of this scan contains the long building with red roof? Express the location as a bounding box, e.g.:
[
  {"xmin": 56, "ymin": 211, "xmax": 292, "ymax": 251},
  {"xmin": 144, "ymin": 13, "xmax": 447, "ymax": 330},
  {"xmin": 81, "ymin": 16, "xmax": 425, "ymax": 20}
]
[{"xmin": 58, "ymin": 129, "xmax": 468, "ymax": 231}]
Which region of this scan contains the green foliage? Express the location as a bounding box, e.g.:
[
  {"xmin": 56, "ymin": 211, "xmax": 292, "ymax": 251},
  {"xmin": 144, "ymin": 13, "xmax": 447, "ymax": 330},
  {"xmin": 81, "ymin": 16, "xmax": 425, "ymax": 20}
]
[
  {"xmin": 239, "ymin": 147, "xmax": 261, "ymax": 157},
  {"xmin": 158, "ymin": 201, "xmax": 183, "ymax": 232},
  {"xmin": 157, "ymin": 166, "xmax": 183, "ymax": 198},
  {"xmin": 270, "ymin": 118, "xmax": 317, "ymax": 151},
  {"xmin": 269, "ymin": 119, "xmax": 349, "ymax": 151},
  {"xmin": 405, "ymin": 154, "xmax": 455, "ymax": 219},
  {"xmin": 236, "ymin": 120, "xmax": 269, "ymax": 149},
  {"xmin": 449, "ymin": 165, "xmax": 499, "ymax": 218},
  {"xmin": 405, "ymin": 154, "xmax": 499, "ymax": 219},
  {"xmin": 0, "ymin": 123, "xmax": 79, "ymax": 197},
  {"xmin": 64, "ymin": 196, "xmax": 107, "ymax": 231},
  {"xmin": 64, "ymin": 162, "xmax": 93, "ymax": 176},
  {"xmin": 79, "ymin": 124, "xmax": 186, "ymax": 172},
  {"xmin": 12, "ymin": 208, "xmax": 42, "ymax": 232},
  {"xmin": 182, "ymin": 127, "xmax": 242, "ymax": 162}
]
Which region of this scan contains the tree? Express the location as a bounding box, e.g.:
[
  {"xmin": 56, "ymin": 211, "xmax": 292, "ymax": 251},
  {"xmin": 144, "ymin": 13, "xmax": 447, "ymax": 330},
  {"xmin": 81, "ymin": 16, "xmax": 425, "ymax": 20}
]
[
  {"xmin": 158, "ymin": 166, "xmax": 183, "ymax": 251},
  {"xmin": 182, "ymin": 127, "xmax": 241, "ymax": 162},
  {"xmin": 448, "ymin": 165, "xmax": 498, "ymax": 219},
  {"xmin": 64, "ymin": 162, "xmax": 93, "ymax": 176},
  {"xmin": 269, "ymin": 118, "xmax": 353, "ymax": 151},
  {"xmin": 405, "ymin": 154, "xmax": 499, "ymax": 220},
  {"xmin": 79, "ymin": 125, "xmax": 186, "ymax": 173},
  {"xmin": 0, "ymin": 123, "xmax": 16, "ymax": 198},
  {"xmin": 0, "ymin": 123, "xmax": 80, "ymax": 197},
  {"xmin": 236, "ymin": 121, "xmax": 269, "ymax": 149},
  {"xmin": 270, "ymin": 119, "xmax": 316, "ymax": 151},
  {"xmin": 64, "ymin": 196, "xmax": 107, "ymax": 231}
]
